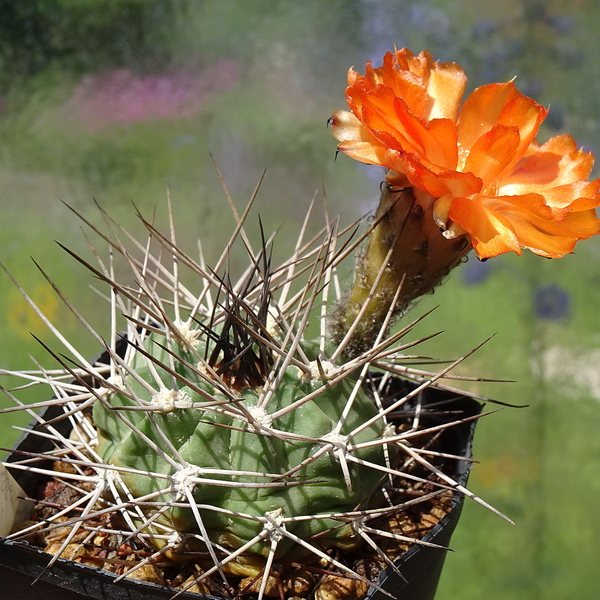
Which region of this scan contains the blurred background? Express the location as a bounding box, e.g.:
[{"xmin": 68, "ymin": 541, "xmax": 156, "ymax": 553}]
[{"xmin": 0, "ymin": 1, "xmax": 599, "ymax": 598}]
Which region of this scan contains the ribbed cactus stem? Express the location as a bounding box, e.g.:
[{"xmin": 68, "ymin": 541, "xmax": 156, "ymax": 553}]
[
  {"xmin": 332, "ymin": 184, "xmax": 472, "ymax": 356},
  {"xmin": 93, "ymin": 331, "xmax": 390, "ymax": 563},
  {"xmin": 1, "ymin": 199, "xmax": 493, "ymax": 600}
]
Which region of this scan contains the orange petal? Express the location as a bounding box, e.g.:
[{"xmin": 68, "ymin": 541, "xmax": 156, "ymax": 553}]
[
  {"xmin": 352, "ymin": 86, "xmax": 417, "ymax": 153},
  {"xmin": 540, "ymin": 135, "xmax": 595, "ymax": 181},
  {"xmin": 391, "ymin": 100, "xmax": 459, "ymax": 168},
  {"xmin": 379, "ymin": 53, "xmax": 430, "ymax": 115},
  {"xmin": 536, "ymin": 181, "xmax": 600, "ymax": 211},
  {"xmin": 486, "ymin": 193, "xmax": 567, "ymax": 223},
  {"xmin": 564, "ymin": 187, "xmax": 600, "ymax": 211},
  {"xmin": 347, "ymin": 66, "xmax": 360, "ymax": 86},
  {"xmin": 395, "ymin": 48, "xmax": 432, "ymax": 80},
  {"xmin": 432, "ymin": 193, "xmax": 455, "ymax": 228},
  {"xmin": 330, "ymin": 110, "xmax": 388, "ymax": 165},
  {"xmin": 555, "ymin": 208, "xmax": 600, "ymax": 237},
  {"xmin": 499, "ymin": 150, "xmax": 562, "ymax": 192},
  {"xmin": 426, "ymin": 64, "xmax": 466, "ymax": 121},
  {"xmin": 384, "ymin": 169, "xmax": 412, "ymax": 188},
  {"xmin": 458, "ymin": 83, "xmax": 516, "ymax": 151},
  {"xmin": 393, "ymin": 49, "xmax": 466, "ymax": 121},
  {"xmin": 447, "ymin": 195, "xmax": 522, "ymax": 257},
  {"xmin": 330, "ymin": 110, "xmax": 368, "ymax": 142},
  {"xmin": 397, "ymin": 152, "xmax": 481, "ymax": 197},
  {"xmin": 497, "ymin": 93, "xmax": 547, "ymax": 163},
  {"xmin": 350, "ymin": 53, "xmax": 429, "ymax": 120},
  {"xmin": 475, "ymin": 194, "xmax": 600, "ymax": 257},
  {"xmin": 464, "ymin": 124, "xmax": 521, "ymax": 186},
  {"xmin": 501, "ymin": 135, "xmax": 595, "ymax": 193},
  {"xmin": 501, "ymin": 212, "xmax": 583, "ymax": 258},
  {"xmin": 337, "ymin": 140, "xmax": 388, "ymax": 165}
]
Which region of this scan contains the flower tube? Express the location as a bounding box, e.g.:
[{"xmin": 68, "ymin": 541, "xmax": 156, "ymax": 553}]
[{"xmin": 330, "ymin": 49, "xmax": 600, "ymax": 353}]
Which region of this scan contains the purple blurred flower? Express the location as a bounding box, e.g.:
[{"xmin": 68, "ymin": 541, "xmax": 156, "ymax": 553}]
[
  {"xmin": 67, "ymin": 60, "xmax": 241, "ymax": 130},
  {"xmin": 533, "ymin": 284, "xmax": 570, "ymax": 320},
  {"xmin": 462, "ymin": 257, "xmax": 493, "ymax": 286}
]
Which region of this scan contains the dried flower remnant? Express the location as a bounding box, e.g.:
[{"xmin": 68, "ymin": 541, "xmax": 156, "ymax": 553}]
[{"xmin": 330, "ymin": 49, "xmax": 600, "ymax": 352}]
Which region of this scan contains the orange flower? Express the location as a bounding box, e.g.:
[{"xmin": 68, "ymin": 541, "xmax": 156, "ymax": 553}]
[{"xmin": 331, "ymin": 49, "xmax": 600, "ymax": 259}]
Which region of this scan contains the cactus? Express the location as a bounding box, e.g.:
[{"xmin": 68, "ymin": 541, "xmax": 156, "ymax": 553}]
[
  {"xmin": 0, "ymin": 195, "xmax": 493, "ymax": 599},
  {"xmin": 92, "ymin": 330, "xmax": 390, "ymax": 562},
  {"xmin": 3, "ymin": 44, "xmax": 600, "ymax": 600}
]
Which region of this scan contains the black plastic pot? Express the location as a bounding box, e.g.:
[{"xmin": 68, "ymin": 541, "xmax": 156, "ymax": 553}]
[
  {"xmin": 367, "ymin": 380, "xmax": 480, "ymax": 600},
  {"xmin": 1, "ymin": 380, "xmax": 480, "ymax": 600}
]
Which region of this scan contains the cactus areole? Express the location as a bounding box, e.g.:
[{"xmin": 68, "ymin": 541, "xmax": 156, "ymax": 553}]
[{"xmin": 93, "ymin": 331, "xmax": 390, "ymax": 565}]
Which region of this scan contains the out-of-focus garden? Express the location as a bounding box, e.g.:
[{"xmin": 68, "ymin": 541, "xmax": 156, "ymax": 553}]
[{"xmin": 0, "ymin": 1, "xmax": 599, "ymax": 598}]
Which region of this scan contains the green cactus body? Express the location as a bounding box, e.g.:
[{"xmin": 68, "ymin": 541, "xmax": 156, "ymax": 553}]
[
  {"xmin": 0, "ymin": 197, "xmax": 490, "ymax": 599},
  {"xmin": 93, "ymin": 331, "xmax": 390, "ymax": 563}
]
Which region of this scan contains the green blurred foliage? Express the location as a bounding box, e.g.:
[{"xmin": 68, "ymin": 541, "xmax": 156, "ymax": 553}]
[{"xmin": 0, "ymin": 0, "xmax": 176, "ymax": 82}]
